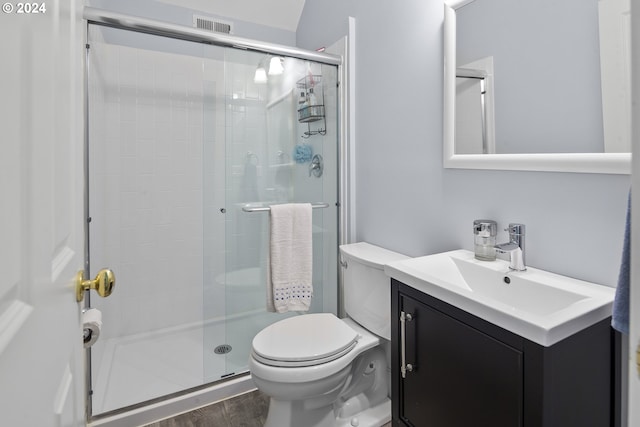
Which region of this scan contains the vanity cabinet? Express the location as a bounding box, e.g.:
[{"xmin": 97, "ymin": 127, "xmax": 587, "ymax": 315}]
[{"xmin": 391, "ymin": 279, "xmax": 618, "ymax": 427}]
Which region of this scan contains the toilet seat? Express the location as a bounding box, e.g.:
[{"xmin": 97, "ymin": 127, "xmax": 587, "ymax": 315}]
[{"xmin": 251, "ymin": 313, "xmax": 360, "ymax": 368}]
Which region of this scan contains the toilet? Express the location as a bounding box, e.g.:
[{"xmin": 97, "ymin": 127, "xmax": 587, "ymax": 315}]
[{"xmin": 249, "ymin": 242, "xmax": 409, "ymax": 427}]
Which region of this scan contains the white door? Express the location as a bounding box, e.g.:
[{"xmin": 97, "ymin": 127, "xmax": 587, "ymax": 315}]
[{"xmin": 0, "ymin": 2, "xmax": 86, "ymax": 426}]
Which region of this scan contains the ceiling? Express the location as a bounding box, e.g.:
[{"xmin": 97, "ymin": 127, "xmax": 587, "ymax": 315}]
[{"xmin": 155, "ymin": 0, "xmax": 306, "ymax": 32}]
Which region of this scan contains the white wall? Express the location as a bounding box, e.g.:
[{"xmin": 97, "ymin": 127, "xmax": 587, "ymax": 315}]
[{"xmin": 297, "ymin": 0, "xmax": 630, "ymax": 288}]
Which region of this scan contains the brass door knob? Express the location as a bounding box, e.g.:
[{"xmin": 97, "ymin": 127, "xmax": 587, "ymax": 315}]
[{"xmin": 75, "ymin": 269, "xmax": 115, "ymax": 302}]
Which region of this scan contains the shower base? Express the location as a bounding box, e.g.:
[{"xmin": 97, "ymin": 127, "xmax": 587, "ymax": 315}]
[{"xmin": 89, "ymin": 309, "xmax": 276, "ymax": 424}]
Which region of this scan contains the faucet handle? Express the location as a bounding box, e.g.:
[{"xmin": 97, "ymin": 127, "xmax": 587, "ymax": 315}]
[{"xmin": 506, "ymin": 223, "xmax": 525, "ymax": 235}]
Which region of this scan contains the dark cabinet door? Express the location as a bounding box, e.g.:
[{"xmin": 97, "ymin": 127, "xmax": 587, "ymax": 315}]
[{"xmin": 399, "ymin": 294, "xmax": 523, "ymax": 427}]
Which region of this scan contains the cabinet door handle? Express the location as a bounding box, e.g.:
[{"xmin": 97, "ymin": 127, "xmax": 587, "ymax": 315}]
[{"xmin": 400, "ymin": 311, "xmax": 413, "ymax": 378}]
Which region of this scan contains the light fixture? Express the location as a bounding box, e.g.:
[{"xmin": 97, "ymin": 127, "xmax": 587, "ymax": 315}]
[
  {"xmin": 268, "ymin": 56, "xmax": 284, "ymax": 75},
  {"xmin": 254, "ymin": 63, "xmax": 267, "ymax": 83}
]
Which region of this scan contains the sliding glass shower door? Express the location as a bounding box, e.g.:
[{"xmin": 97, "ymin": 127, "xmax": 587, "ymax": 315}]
[
  {"xmin": 87, "ymin": 23, "xmax": 338, "ymax": 418},
  {"xmin": 211, "ymin": 49, "xmax": 340, "ymax": 378}
]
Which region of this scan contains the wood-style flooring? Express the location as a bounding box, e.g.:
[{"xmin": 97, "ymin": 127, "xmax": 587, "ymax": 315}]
[
  {"xmin": 143, "ymin": 390, "xmax": 392, "ymax": 427},
  {"xmin": 143, "ymin": 390, "xmax": 268, "ymax": 427}
]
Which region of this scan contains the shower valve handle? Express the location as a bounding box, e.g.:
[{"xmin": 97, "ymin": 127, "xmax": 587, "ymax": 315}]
[
  {"xmin": 309, "ymin": 162, "xmax": 319, "ymax": 176},
  {"xmin": 309, "ymin": 154, "xmax": 323, "ymax": 177}
]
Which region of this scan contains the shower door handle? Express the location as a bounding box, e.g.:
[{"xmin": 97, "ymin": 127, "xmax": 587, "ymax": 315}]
[{"xmin": 76, "ymin": 269, "xmax": 116, "ymax": 302}]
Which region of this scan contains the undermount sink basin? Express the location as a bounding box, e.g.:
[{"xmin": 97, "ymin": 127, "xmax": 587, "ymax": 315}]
[{"xmin": 384, "ymin": 249, "xmax": 615, "ymax": 346}]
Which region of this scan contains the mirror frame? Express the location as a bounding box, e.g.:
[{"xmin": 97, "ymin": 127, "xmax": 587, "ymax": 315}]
[{"xmin": 443, "ymin": 0, "xmax": 631, "ymax": 174}]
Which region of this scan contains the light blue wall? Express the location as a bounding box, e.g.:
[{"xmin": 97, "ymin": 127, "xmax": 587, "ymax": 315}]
[
  {"xmin": 296, "ymin": 0, "xmax": 357, "ymax": 50},
  {"xmin": 297, "ymin": 0, "xmax": 630, "ymax": 287}
]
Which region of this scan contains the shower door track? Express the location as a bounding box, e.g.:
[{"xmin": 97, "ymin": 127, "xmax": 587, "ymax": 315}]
[{"xmin": 83, "ymin": 7, "xmax": 342, "ymax": 66}]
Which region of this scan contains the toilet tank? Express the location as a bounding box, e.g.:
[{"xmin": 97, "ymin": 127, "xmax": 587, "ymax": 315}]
[{"xmin": 340, "ymin": 242, "xmax": 410, "ymax": 341}]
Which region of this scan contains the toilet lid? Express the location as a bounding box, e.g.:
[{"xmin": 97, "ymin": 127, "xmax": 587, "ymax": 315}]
[{"xmin": 252, "ymin": 313, "xmax": 360, "ymax": 367}]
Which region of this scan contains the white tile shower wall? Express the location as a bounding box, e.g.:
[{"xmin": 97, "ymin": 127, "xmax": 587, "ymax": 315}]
[{"xmin": 89, "ymin": 41, "xmax": 225, "ymax": 342}]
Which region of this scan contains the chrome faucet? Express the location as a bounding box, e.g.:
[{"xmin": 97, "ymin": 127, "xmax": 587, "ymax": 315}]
[{"xmin": 494, "ymin": 223, "xmax": 526, "ymax": 271}]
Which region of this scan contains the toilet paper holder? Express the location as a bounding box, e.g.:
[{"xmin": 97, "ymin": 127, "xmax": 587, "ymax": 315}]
[
  {"xmin": 82, "ymin": 308, "xmax": 102, "ymax": 348},
  {"xmin": 75, "ymin": 269, "xmax": 116, "ymax": 302}
]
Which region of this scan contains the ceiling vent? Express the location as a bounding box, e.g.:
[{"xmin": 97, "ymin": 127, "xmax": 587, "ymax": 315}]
[{"xmin": 193, "ymin": 14, "xmax": 233, "ymax": 34}]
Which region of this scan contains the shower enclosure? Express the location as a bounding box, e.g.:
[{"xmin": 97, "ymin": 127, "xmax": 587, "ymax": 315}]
[{"xmin": 85, "ymin": 13, "xmax": 340, "ymax": 420}]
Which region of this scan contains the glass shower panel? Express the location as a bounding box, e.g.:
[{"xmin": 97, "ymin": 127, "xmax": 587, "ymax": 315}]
[
  {"xmin": 87, "ymin": 25, "xmax": 224, "ymax": 415},
  {"xmin": 211, "ymin": 51, "xmax": 340, "ymax": 376},
  {"xmin": 201, "ymin": 45, "xmax": 233, "ymax": 383}
]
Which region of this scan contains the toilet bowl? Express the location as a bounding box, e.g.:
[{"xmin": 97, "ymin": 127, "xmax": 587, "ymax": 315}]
[{"xmin": 249, "ymin": 243, "xmax": 409, "ymax": 427}]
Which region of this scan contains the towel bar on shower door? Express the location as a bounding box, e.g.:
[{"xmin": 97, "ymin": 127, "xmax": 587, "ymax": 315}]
[{"xmin": 242, "ymin": 202, "xmax": 330, "ymax": 213}]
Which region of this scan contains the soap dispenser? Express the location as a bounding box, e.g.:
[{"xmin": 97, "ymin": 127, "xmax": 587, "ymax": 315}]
[{"xmin": 473, "ymin": 219, "xmax": 497, "ymax": 261}]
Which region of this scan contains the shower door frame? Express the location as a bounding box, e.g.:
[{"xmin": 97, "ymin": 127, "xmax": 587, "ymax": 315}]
[{"xmin": 83, "ymin": 6, "xmax": 349, "ymax": 423}]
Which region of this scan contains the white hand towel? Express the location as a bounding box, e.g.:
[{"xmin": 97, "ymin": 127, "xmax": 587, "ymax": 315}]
[{"xmin": 267, "ymin": 203, "xmax": 313, "ymax": 313}]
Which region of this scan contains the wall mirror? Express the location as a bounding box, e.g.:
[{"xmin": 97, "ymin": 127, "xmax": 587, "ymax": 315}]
[{"xmin": 443, "ymin": 0, "xmax": 631, "ymax": 174}]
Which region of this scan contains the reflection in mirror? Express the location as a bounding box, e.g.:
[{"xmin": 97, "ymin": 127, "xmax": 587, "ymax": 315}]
[
  {"xmin": 456, "ymin": 57, "xmax": 495, "ymax": 154},
  {"xmin": 443, "ymin": 0, "xmax": 631, "ymax": 174}
]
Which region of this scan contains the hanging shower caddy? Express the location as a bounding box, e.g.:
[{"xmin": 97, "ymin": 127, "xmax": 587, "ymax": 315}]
[{"xmin": 296, "ymin": 74, "xmax": 326, "ymax": 138}]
